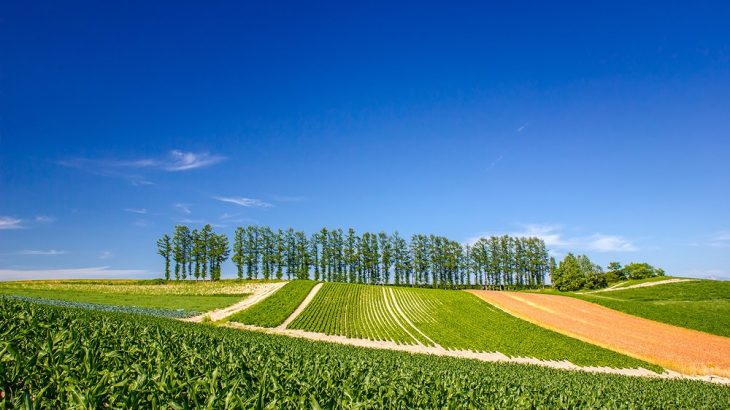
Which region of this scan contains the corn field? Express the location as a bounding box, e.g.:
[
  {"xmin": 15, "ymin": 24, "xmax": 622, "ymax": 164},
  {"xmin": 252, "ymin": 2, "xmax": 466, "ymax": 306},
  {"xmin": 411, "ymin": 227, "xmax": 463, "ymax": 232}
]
[{"xmin": 1, "ymin": 297, "xmax": 729, "ymax": 409}]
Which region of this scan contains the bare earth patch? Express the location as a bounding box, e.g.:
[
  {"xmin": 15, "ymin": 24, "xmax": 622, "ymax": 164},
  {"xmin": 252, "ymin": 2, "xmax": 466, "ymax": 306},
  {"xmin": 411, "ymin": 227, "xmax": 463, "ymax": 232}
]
[
  {"xmin": 468, "ymin": 290, "xmax": 730, "ymax": 379},
  {"xmin": 184, "ymin": 282, "xmax": 287, "ymax": 322}
]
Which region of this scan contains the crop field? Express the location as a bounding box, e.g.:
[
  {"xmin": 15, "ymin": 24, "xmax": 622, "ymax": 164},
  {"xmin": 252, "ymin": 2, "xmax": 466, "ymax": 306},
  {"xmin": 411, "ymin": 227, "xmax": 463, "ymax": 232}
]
[
  {"xmin": 289, "ymin": 283, "xmax": 434, "ymax": 345},
  {"xmin": 227, "ymin": 280, "xmax": 318, "ymax": 327},
  {"xmin": 563, "ymin": 280, "xmax": 730, "ymax": 337},
  {"xmin": 0, "ymin": 279, "xmax": 264, "ymax": 315},
  {"xmin": 289, "ymin": 283, "xmax": 657, "ymax": 369},
  {"xmin": 3, "ymin": 298, "xmax": 729, "ymax": 409}
]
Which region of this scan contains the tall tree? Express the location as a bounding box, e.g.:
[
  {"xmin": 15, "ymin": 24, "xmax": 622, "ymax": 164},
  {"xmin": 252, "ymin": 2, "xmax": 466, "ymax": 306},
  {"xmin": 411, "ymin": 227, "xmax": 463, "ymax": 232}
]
[
  {"xmin": 156, "ymin": 234, "xmax": 172, "ymax": 280},
  {"xmin": 199, "ymin": 224, "xmax": 213, "ymax": 280},
  {"xmin": 172, "ymin": 225, "xmax": 189, "ymax": 280},
  {"xmin": 378, "ymin": 232, "xmax": 392, "ymax": 285},
  {"xmin": 233, "ymin": 227, "xmax": 245, "ymax": 279}
]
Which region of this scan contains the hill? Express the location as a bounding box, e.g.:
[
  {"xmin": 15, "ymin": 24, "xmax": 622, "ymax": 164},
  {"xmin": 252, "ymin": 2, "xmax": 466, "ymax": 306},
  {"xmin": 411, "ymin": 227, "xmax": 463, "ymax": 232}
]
[
  {"xmin": 561, "ymin": 279, "xmax": 730, "ymax": 337},
  {"xmin": 286, "ymin": 282, "xmax": 656, "ymax": 369}
]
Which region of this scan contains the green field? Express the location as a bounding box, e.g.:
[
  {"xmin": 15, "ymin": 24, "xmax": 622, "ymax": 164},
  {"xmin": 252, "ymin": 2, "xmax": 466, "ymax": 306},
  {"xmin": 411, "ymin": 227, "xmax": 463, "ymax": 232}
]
[
  {"xmin": 289, "ymin": 283, "xmax": 657, "ymax": 369},
  {"xmin": 227, "ymin": 280, "xmax": 318, "ymax": 327},
  {"xmin": 0, "ymin": 279, "xmax": 257, "ymax": 314},
  {"xmin": 3, "ymin": 298, "xmax": 728, "ymax": 409},
  {"xmin": 563, "ymin": 280, "xmax": 730, "ymax": 337}
]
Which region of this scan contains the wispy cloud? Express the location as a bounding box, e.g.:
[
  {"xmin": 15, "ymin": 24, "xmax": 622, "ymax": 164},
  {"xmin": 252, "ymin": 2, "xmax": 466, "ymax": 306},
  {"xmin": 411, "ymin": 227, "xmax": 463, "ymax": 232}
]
[
  {"xmin": 710, "ymin": 231, "xmax": 730, "ymax": 248},
  {"xmin": 486, "ymin": 155, "xmax": 504, "ymax": 171},
  {"xmin": 35, "ymin": 215, "xmax": 56, "ymax": 223},
  {"xmin": 215, "ymin": 196, "xmax": 272, "ymax": 208},
  {"xmin": 123, "ymin": 208, "xmax": 147, "ymax": 214},
  {"xmin": 468, "ymin": 224, "xmax": 638, "ymax": 253},
  {"xmin": 0, "ymin": 266, "xmax": 148, "ymax": 281},
  {"xmin": 133, "ymin": 219, "xmax": 149, "ymax": 228},
  {"xmin": 19, "ymin": 250, "xmax": 67, "ymax": 256},
  {"xmin": 58, "ymin": 150, "xmax": 226, "ymax": 184},
  {"xmin": 0, "ymin": 217, "xmax": 23, "ymax": 230},
  {"xmin": 174, "ymin": 203, "xmax": 192, "ymax": 214},
  {"xmin": 517, "ymin": 123, "xmax": 529, "ymax": 133},
  {"xmin": 164, "ymin": 150, "xmax": 226, "ymax": 171},
  {"xmin": 99, "ymin": 251, "xmax": 113, "ymax": 259}
]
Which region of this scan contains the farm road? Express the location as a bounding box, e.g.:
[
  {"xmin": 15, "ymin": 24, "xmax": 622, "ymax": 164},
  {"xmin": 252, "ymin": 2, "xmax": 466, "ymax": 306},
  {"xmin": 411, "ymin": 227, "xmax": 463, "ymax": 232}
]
[
  {"xmin": 185, "ymin": 282, "xmax": 287, "ymax": 322},
  {"xmin": 468, "ymin": 290, "xmax": 730, "ymax": 379}
]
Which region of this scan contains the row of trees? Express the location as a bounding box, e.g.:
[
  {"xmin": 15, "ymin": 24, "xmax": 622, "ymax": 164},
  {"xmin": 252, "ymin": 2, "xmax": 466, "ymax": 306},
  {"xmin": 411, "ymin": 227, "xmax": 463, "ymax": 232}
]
[
  {"xmin": 551, "ymin": 254, "xmax": 665, "ymax": 291},
  {"xmin": 156, "ymin": 225, "xmax": 230, "ymax": 281},
  {"xmin": 157, "ymin": 225, "xmax": 551, "ymax": 288}
]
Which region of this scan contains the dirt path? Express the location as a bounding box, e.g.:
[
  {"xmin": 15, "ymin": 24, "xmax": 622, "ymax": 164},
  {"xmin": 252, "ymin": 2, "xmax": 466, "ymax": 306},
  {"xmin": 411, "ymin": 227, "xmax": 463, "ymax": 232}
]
[
  {"xmin": 276, "ymin": 282, "xmax": 323, "ymax": 330},
  {"xmin": 223, "ymin": 321, "xmax": 729, "ymax": 385},
  {"xmin": 467, "ymin": 290, "xmax": 730, "ymax": 379},
  {"xmin": 587, "ymin": 278, "xmax": 695, "ymax": 293},
  {"xmin": 184, "ymin": 281, "xmax": 287, "ymax": 322}
]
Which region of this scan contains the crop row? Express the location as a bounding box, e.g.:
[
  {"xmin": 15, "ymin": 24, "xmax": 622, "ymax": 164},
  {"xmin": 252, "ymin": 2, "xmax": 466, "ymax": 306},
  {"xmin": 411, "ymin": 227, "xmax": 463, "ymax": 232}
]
[
  {"xmin": 1, "ymin": 295, "xmax": 198, "ymax": 318},
  {"xmin": 289, "ymin": 284, "xmax": 420, "ymax": 344},
  {"xmin": 1, "ymin": 298, "xmax": 729, "ymax": 408},
  {"xmin": 227, "ymin": 280, "xmax": 318, "ymax": 327}
]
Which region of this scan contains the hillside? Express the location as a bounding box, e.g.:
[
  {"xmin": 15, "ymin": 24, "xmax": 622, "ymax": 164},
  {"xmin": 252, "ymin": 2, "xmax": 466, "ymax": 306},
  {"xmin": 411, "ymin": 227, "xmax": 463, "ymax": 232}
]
[
  {"xmin": 563, "ymin": 280, "xmax": 730, "ymax": 337},
  {"xmin": 286, "ymin": 282, "xmax": 655, "ymax": 369}
]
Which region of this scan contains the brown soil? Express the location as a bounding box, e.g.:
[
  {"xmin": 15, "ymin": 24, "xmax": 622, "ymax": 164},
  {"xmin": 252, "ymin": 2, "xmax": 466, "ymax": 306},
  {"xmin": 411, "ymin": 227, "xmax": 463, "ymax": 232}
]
[{"xmin": 467, "ymin": 290, "xmax": 730, "ymax": 378}]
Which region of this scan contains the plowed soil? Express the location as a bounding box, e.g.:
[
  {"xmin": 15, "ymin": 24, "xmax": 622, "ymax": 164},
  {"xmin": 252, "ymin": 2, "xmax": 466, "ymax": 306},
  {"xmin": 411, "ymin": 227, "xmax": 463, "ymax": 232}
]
[{"xmin": 467, "ymin": 290, "xmax": 730, "ymax": 378}]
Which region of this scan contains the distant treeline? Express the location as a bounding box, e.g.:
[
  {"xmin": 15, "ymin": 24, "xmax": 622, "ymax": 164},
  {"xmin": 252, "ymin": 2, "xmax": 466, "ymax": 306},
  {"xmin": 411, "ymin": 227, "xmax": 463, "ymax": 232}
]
[
  {"xmin": 157, "ymin": 224, "xmax": 551, "ymax": 289},
  {"xmin": 552, "ymin": 254, "xmax": 666, "ymax": 291}
]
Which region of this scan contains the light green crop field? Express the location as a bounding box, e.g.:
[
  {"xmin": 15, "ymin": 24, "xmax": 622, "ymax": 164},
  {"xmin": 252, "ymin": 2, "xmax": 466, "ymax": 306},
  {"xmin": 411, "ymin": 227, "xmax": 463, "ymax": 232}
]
[
  {"xmin": 564, "ymin": 280, "xmax": 730, "ymax": 337},
  {"xmin": 0, "ymin": 279, "xmax": 262, "ymax": 313},
  {"xmin": 289, "ymin": 283, "xmax": 657, "ymax": 369},
  {"xmin": 227, "ymin": 280, "xmax": 318, "ymax": 327}
]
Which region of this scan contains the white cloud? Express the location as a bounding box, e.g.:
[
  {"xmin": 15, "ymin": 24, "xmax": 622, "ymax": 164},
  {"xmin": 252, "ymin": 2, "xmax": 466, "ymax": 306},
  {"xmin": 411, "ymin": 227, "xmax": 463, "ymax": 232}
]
[
  {"xmin": 174, "ymin": 203, "xmax": 192, "ymax": 214},
  {"xmin": 123, "ymin": 208, "xmax": 147, "ymax": 214},
  {"xmin": 0, "ymin": 217, "xmax": 23, "ymax": 230},
  {"xmin": 164, "ymin": 150, "xmax": 226, "ymax": 171},
  {"xmin": 35, "ymin": 215, "xmax": 56, "ymax": 223},
  {"xmin": 19, "ymin": 250, "xmax": 67, "ymax": 256},
  {"xmin": 58, "ymin": 149, "xmax": 226, "ymax": 184},
  {"xmin": 710, "ymin": 231, "xmax": 730, "ymax": 248},
  {"xmin": 468, "ymin": 224, "xmax": 638, "ymax": 253},
  {"xmin": 215, "ymin": 196, "xmax": 272, "ymax": 208},
  {"xmin": 99, "ymin": 251, "xmax": 113, "ymax": 259},
  {"xmin": 0, "ymin": 266, "xmax": 148, "ymax": 281},
  {"xmin": 517, "ymin": 123, "xmax": 529, "ymax": 132}
]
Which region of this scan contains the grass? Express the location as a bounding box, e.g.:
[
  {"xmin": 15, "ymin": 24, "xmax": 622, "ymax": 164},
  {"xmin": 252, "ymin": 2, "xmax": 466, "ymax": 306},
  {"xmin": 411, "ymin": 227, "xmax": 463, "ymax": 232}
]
[
  {"xmin": 5, "ymin": 298, "xmax": 729, "ymax": 408},
  {"xmin": 0, "ymin": 279, "xmax": 261, "ymax": 313},
  {"xmin": 227, "ymin": 280, "xmax": 318, "ymax": 327},
  {"xmin": 601, "ymin": 275, "xmax": 681, "ymax": 289},
  {"xmin": 290, "ymin": 283, "xmax": 658, "ymax": 369},
  {"xmin": 561, "ymin": 280, "xmax": 730, "ymax": 337}
]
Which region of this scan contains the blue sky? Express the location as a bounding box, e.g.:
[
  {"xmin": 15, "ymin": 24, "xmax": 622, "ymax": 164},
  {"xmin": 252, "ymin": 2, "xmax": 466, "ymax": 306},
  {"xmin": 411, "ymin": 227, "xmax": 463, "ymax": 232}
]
[{"xmin": 1, "ymin": 1, "xmax": 729, "ymax": 280}]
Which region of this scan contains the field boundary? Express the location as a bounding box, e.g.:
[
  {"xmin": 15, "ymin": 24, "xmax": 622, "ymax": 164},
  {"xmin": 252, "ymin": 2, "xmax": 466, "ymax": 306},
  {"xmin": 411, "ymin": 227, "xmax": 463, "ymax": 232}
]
[
  {"xmin": 223, "ymin": 321, "xmax": 730, "ymax": 385},
  {"xmin": 184, "ymin": 282, "xmax": 287, "ymax": 322},
  {"xmin": 468, "ymin": 290, "xmax": 730, "ymax": 380},
  {"xmin": 277, "ymin": 282, "xmax": 323, "ymax": 330},
  {"xmin": 586, "ymin": 278, "xmax": 695, "ymax": 293}
]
